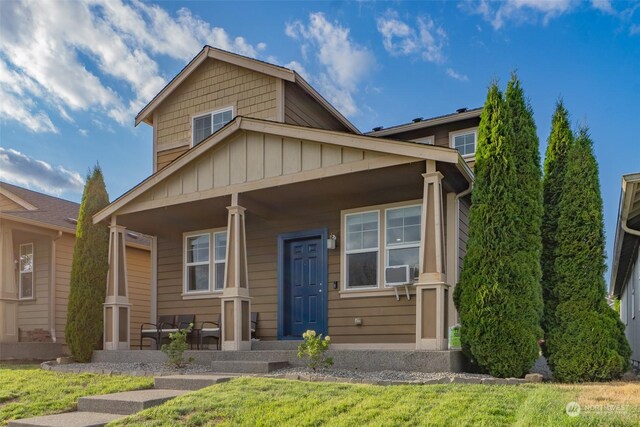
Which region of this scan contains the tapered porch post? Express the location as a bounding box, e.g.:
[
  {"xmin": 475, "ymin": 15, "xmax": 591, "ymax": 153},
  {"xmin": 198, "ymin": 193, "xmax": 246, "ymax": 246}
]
[
  {"xmin": 104, "ymin": 217, "xmax": 130, "ymax": 350},
  {"xmin": 0, "ymin": 222, "xmax": 18, "ymax": 343},
  {"xmin": 415, "ymin": 160, "xmax": 449, "ymax": 350},
  {"xmin": 221, "ymin": 193, "xmax": 251, "ymax": 351}
]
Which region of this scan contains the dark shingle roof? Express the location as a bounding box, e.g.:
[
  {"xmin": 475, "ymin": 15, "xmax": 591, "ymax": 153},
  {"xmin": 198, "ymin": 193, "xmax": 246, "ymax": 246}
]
[{"xmin": 0, "ymin": 182, "xmax": 150, "ymax": 247}]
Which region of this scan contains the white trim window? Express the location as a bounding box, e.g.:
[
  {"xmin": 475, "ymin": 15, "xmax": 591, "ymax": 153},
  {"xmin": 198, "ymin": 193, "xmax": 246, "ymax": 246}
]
[
  {"xmin": 450, "ymin": 128, "xmax": 477, "ymax": 157},
  {"xmin": 19, "ymin": 243, "xmax": 34, "ymax": 299},
  {"xmin": 192, "ymin": 107, "xmax": 234, "ymax": 146},
  {"xmin": 385, "ymin": 205, "xmax": 422, "ymax": 284},
  {"xmin": 345, "ymin": 211, "xmax": 379, "ymax": 289},
  {"xmin": 185, "ymin": 233, "xmax": 210, "ymax": 293},
  {"xmin": 412, "ymin": 136, "xmax": 434, "ymax": 145},
  {"xmin": 213, "ymin": 231, "xmax": 227, "ymax": 291}
]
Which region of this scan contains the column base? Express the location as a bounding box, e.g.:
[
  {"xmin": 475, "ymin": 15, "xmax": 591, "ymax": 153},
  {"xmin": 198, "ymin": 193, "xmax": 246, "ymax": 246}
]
[
  {"xmin": 103, "ymin": 303, "xmax": 131, "ymax": 351},
  {"xmin": 221, "ymin": 296, "xmax": 251, "ymax": 351},
  {"xmin": 415, "ymin": 282, "xmax": 449, "ymax": 351},
  {"xmin": 0, "ymin": 299, "xmax": 18, "ymax": 343}
]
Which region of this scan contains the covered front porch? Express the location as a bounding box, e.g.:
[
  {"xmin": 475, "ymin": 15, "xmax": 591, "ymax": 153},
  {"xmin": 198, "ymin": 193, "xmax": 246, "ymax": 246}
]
[{"xmin": 94, "ymin": 118, "xmax": 472, "ymax": 353}]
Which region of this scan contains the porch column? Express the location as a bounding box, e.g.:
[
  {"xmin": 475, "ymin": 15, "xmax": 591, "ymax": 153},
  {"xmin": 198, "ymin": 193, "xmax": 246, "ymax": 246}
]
[
  {"xmin": 415, "ymin": 160, "xmax": 449, "ymax": 350},
  {"xmin": 221, "ymin": 194, "xmax": 251, "ymax": 351},
  {"xmin": 0, "ymin": 223, "xmax": 18, "ymax": 343},
  {"xmin": 104, "ymin": 217, "xmax": 130, "ymax": 350}
]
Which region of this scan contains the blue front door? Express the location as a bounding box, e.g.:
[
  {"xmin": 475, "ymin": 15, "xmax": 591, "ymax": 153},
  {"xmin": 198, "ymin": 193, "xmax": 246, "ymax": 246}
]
[{"xmin": 282, "ymin": 235, "xmax": 327, "ymax": 338}]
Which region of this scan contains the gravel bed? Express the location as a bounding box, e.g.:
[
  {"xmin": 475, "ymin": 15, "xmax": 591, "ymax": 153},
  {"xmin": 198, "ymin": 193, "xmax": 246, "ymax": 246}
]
[
  {"xmin": 43, "ymin": 361, "xmax": 215, "ymax": 376},
  {"xmin": 268, "ymin": 367, "xmax": 492, "ymax": 384}
]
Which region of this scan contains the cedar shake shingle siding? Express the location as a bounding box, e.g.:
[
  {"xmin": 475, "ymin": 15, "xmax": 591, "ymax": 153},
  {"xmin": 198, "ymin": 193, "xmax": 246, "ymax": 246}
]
[{"xmin": 155, "ymin": 58, "xmax": 278, "ymax": 170}]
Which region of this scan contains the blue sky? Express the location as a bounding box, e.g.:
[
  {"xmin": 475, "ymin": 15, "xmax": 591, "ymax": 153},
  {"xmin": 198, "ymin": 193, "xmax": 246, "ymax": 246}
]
[{"xmin": 0, "ymin": 0, "xmax": 638, "ymax": 278}]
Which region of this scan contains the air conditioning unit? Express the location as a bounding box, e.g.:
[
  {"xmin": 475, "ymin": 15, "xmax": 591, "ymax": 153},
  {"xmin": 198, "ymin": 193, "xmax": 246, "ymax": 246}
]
[{"xmin": 385, "ymin": 265, "xmax": 412, "ymax": 286}]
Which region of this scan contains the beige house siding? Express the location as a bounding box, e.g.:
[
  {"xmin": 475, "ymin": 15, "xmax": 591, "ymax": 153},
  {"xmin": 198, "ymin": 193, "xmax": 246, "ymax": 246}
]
[
  {"xmin": 0, "ymin": 194, "xmax": 25, "ymax": 211},
  {"xmin": 128, "ymin": 246, "xmax": 152, "ymax": 348},
  {"xmin": 155, "ymin": 202, "xmax": 418, "ymax": 344},
  {"xmin": 157, "ymin": 146, "xmax": 188, "ymax": 171},
  {"xmin": 54, "ymin": 233, "xmax": 74, "ymax": 344},
  {"xmin": 17, "ymin": 237, "xmax": 50, "ymax": 339},
  {"xmin": 458, "ymin": 196, "xmax": 470, "ymax": 275},
  {"xmin": 284, "ymin": 81, "xmax": 350, "ymax": 132},
  {"xmin": 154, "ymin": 58, "xmax": 278, "ymax": 170}
]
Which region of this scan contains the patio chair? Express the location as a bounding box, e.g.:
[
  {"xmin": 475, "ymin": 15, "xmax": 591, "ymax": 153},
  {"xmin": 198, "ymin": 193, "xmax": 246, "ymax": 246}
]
[
  {"xmin": 140, "ymin": 315, "xmax": 175, "ymax": 350},
  {"xmin": 199, "ymin": 314, "xmax": 221, "ymax": 350},
  {"xmin": 251, "ymin": 312, "xmax": 258, "ymax": 339}
]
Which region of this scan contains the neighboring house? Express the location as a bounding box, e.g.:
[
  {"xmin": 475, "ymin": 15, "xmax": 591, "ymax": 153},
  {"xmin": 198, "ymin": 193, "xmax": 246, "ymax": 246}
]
[
  {"xmin": 611, "ymin": 173, "xmax": 640, "ymax": 366},
  {"xmin": 0, "ymin": 182, "xmax": 151, "ymax": 357},
  {"xmin": 94, "ymin": 46, "xmax": 478, "ymax": 352}
]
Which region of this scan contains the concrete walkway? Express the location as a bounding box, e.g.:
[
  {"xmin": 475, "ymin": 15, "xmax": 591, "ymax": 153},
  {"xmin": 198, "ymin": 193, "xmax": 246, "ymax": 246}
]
[{"xmin": 8, "ymin": 374, "xmax": 230, "ymax": 427}]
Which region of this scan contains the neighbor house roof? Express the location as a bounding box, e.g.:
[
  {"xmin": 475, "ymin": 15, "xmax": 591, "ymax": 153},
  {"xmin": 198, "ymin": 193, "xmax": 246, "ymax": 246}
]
[
  {"xmin": 365, "ymin": 107, "xmax": 483, "ymax": 137},
  {"xmin": 0, "ymin": 181, "xmax": 150, "ymax": 248},
  {"xmin": 134, "ymin": 45, "xmax": 360, "ymax": 134},
  {"xmin": 610, "ymin": 173, "xmax": 640, "ymax": 296},
  {"xmin": 94, "ymin": 116, "xmax": 474, "ymax": 224}
]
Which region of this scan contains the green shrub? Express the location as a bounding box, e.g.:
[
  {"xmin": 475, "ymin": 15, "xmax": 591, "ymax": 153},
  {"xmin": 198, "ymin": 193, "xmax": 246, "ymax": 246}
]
[
  {"xmin": 65, "ymin": 166, "xmax": 110, "ymax": 362},
  {"xmin": 545, "ymin": 128, "xmax": 631, "ymax": 382},
  {"xmin": 297, "ymin": 330, "xmax": 333, "ymax": 371},
  {"xmin": 162, "ymin": 325, "xmax": 194, "ymax": 368},
  {"xmin": 541, "ymin": 100, "xmax": 573, "ymax": 337},
  {"xmin": 454, "ymin": 81, "xmax": 541, "ymax": 378}
]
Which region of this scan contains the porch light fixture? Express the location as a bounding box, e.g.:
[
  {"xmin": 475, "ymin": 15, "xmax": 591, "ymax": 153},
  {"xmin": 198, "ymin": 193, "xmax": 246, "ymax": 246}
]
[{"xmin": 327, "ymin": 234, "xmax": 337, "ymax": 250}]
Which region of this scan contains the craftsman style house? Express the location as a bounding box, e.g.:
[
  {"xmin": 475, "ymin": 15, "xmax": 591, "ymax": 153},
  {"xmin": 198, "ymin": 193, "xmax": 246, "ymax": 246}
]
[
  {"xmin": 94, "ymin": 46, "xmax": 479, "ymax": 352},
  {"xmin": 0, "ymin": 182, "xmax": 151, "ymax": 358},
  {"xmin": 611, "ymin": 173, "xmax": 640, "ymax": 366}
]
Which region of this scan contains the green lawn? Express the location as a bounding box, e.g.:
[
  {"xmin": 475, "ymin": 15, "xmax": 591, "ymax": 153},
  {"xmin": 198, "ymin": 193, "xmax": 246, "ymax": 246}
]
[
  {"xmin": 111, "ymin": 377, "xmax": 640, "ymax": 427},
  {"xmin": 0, "ymin": 364, "xmax": 153, "ymax": 426},
  {"xmin": 1, "ymin": 365, "xmax": 639, "ymax": 426}
]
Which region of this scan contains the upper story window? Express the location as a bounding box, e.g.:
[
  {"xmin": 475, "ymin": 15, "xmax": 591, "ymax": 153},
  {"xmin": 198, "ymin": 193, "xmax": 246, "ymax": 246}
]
[
  {"xmin": 450, "ymin": 128, "xmax": 477, "ymax": 157},
  {"xmin": 192, "ymin": 107, "xmax": 234, "ymax": 146},
  {"xmin": 184, "ymin": 229, "xmax": 227, "ymax": 295},
  {"xmin": 19, "ymin": 243, "xmax": 34, "ymax": 299}
]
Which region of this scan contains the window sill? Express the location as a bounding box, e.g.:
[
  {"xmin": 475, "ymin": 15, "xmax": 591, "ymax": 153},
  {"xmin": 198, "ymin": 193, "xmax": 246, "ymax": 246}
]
[
  {"xmin": 338, "ymin": 289, "xmax": 416, "ymax": 299},
  {"xmin": 181, "ymin": 292, "xmax": 222, "ymax": 300},
  {"xmin": 18, "ymin": 297, "xmax": 36, "ymax": 303}
]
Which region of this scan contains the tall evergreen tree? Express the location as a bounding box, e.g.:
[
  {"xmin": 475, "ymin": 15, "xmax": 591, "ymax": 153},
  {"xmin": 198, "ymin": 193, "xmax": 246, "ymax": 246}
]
[
  {"xmin": 504, "ymin": 73, "xmax": 544, "ymax": 341},
  {"xmin": 545, "ymin": 128, "xmax": 631, "ymax": 382},
  {"xmin": 65, "ymin": 166, "xmax": 110, "ymax": 362},
  {"xmin": 541, "ymin": 101, "xmax": 573, "ymax": 336},
  {"xmin": 454, "ymin": 82, "xmax": 540, "ymax": 377}
]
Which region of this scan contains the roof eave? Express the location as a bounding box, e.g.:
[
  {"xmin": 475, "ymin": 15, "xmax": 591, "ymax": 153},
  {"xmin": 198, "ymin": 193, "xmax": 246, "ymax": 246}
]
[
  {"xmin": 610, "ymin": 173, "xmax": 640, "ymax": 296},
  {"xmin": 366, "ymin": 109, "xmax": 483, "ymax": 137}
]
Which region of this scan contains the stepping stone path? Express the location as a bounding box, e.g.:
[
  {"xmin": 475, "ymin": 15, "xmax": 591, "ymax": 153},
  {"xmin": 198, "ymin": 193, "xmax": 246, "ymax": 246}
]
[{"xmin": 8, "ymin": 374, "xmax": 231, "ymax": 427}]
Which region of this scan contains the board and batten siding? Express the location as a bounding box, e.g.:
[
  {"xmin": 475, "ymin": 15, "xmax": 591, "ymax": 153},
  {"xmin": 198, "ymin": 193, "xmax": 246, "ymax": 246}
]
[
  {"xmin": 136, "ymin": 131, "xmax": 386, "ymax": 209},
  {"xmin": 621, "ymin": 249, "xmax": 640, "ymax": 363},
  {"xmin": 155, "ymin": 58, "xmax": 278, "ymax": 171},
  {"xmin": 283, "ymin": 81, "xmax": 350, "ymax": 132},
  {"xmin": 54, "ymin": 233, "xmax": 75, "ymax": 345},
  {"xmin": 17, "ymin": 237, "xmax": 50, "ymax": 339},
  {"xmin": 0, "ymin": 194, "xmax": 25, "ymax": 211}
]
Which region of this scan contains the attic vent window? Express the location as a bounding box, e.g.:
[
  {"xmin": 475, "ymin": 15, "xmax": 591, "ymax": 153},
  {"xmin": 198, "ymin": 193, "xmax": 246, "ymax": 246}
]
[
  {"xmin": 127, "ymin": 232, "xmax": 139, "ymax": 239},
  {"xmin": 192, "ymin": 107, "xmax": 234, "ymax": 146},
  {"xmin": 66, "ymin": 218, "xmax": 78, "ymax": 224}
]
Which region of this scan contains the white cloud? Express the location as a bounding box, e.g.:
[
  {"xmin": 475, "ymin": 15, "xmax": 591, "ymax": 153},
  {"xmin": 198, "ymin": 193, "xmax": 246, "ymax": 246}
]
[
  {"xmin": 591, "ymin": 0, "xmax": 615, "ymax": 14},
  {"xmin": 78, "ymin": 129, "xmax": 88, "ymax": 137},
  {"xmin": 0, "ymin": 147, "xmax": 85, "ymax": 195},
  {"xmin": 0, "ymin": 0, "xmax": 265, "ymax": 132},
  {"xmin": 468, "ymin": 0, "xmax": 578, "ymax": 29},
  {"xmin": 284, "ymin": 61, "xmax": 310, "ymax": 81},
  {"xmin": 285, "ymin": 12, "xmax": 375, "ymax": 116},
  {"xmin": 377, "ymin": 11, "xmax": 447, "ymax": 64},
  {"xmin": 446, "ymin": 68, "xmax": 469, "ymax": 82},
  {"xmin": 631, "ymin": 24, "xmax": 640, "ymax": 35}
]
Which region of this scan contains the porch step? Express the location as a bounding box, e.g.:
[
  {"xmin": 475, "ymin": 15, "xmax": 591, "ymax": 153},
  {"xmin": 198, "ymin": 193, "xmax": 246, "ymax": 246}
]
[
  {"xmin": 77, "ymin": 389, "xmax": 188, "ymax": 415},
  {"xmin": 210, "ymin": 360, "xmax": 289, "ymax": 373},
  {"xmin": 251, "ymin": 340, "xmax": 302, "ymax": 350},
  {"xmin": 154, "ymin": 374, "xmax": 231, "ymax": 390},
  {"xmin": 8, "ymin": 411, "xmax": 123, "ymax": 427}
]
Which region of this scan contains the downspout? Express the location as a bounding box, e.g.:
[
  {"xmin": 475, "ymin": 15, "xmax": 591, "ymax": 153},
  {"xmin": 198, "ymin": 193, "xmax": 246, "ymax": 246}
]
[{"xmin": 49, "ymin": 230, "xmax": 63, "ymax": 342}]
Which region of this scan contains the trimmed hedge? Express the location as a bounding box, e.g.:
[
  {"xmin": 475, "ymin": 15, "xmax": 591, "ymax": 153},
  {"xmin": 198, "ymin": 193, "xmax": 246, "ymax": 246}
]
[
  {"xmin": 545, "ymin": 129, "xmax": 631, "ymax": 382},
  {"xmin": 65, "ymin": 166, "xmax": 110, "ymax": 362}
]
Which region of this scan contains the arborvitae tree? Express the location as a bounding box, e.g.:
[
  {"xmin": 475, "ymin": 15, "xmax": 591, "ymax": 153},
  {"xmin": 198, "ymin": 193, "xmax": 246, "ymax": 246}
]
[
  {"xmin": 454, "ymin": 82, "xmax": 540, "ymax": 377},
  {"xmin": 504, "ymin": 73, "xmax": 544, "ymax": 342},
  {"xmin": 541, "ymin": 101, "xmax": 573, "ymax": 336},
  {"xmin": 65, "ymin": 166, "xmax": 110, "ymax": 362},
  {"xmin": 545, "ymin": 128, "xmax": 631, "ymax": 382}
]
